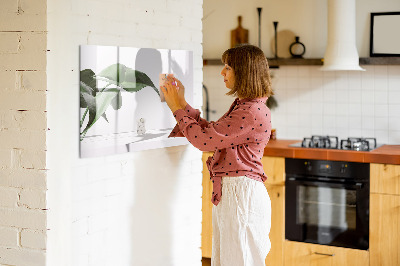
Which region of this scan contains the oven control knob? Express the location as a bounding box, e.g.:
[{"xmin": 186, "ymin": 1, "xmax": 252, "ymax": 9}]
[
  {"xmin": 340, "ymin": 164, "xmax": 347, "ymax": 174},
  {"xmin": 304, "ymin": 161, "xmax": 312, "ymax": 171}
]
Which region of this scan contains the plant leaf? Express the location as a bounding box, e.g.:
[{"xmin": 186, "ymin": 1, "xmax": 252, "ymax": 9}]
[
  {"xmin": 80, "ymin": 69, "xmax": 97, "ymax": 95},
  {"xmin": 97, "ymin": 63, "xmax": 159, "ymax": 95},
  {"xmin": 80, "ymin": 69, "xmax": 98, "ymax": 109},
  {"xmin": 111, "ymin": 91, "xmax": 122, "ymax": 110},
  {"xmin": 80, "ymin": 91, "xmax": 118, "ymax": 138},
  {"xmin": 102, "ymin": 113, "xmax": 109, "ymax": 123}
]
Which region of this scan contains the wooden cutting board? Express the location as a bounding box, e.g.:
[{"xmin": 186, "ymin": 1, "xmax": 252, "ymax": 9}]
[{"xmin": 231, "ymin": 16, "xmax": 249, "ymax": 48}]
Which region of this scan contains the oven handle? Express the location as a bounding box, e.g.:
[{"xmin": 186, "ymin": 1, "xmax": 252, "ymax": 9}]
[{"xmin": 286, "ymin": 177, "xmax": 364, "ymax": 189}]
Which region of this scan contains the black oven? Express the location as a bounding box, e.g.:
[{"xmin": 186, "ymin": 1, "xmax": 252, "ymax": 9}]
[{"xmin": 285, "ymin": 158, "xmax": 369, "ymax": 250}]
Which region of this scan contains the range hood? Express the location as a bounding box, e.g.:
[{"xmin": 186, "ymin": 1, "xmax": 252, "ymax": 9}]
[{"xmin": 320, "ymin": 0, "xmax": 365, "ymax": 71}]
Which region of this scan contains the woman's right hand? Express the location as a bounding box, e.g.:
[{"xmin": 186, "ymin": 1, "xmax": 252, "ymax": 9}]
[{"xmin": 169, "ymin": 76, "xmax": 187, "ymax": 108}]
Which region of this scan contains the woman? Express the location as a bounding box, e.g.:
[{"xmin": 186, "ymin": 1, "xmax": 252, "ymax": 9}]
[{"xmin": 161, "ymin": 44, "xmax": 273, "ymax": 266}]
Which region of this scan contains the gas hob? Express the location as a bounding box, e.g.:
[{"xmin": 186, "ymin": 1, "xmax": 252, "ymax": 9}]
[{"xmin": 289, "ymin": 135, "xmax": 382, "ymax": 151}]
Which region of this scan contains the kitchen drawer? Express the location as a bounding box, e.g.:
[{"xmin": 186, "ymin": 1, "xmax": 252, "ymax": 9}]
[{"xmin": 284, "ymin": 241, "xmax": 369, "ymax": 266}]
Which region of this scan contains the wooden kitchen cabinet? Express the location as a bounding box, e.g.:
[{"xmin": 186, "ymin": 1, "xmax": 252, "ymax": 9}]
[
  {"xmin": 201, "ymin": 154, "xmax": 286, "ymax": 266},
  {"xmin": 370, "ymin": 193, "xmax": 400, "ymax": 266},
  {"xmin": 202, "ymin": 152, "xmax": 213, "ymax": 258},
  {"xmin": 284, "ymin": 241, "xmax": 369, "ymax": 266},
  {"xmin": 262, "ymin": 156, "xmax": 285, "ymax": 266},
  {"xmin": 370, "ymin": 163, "xmax": 400, "ymax": 195},
  {"xmin": 370, "ymin": 163, "xmax": 400, "ymax": 266},
  {"xmin": 264, "ymin": 184, "xmax": 285, "ymax": 266}
]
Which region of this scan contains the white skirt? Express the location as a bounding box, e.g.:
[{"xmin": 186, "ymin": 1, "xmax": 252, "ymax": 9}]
[{"xmin": 212, "ymin": 176, "xmax": 271, "ymax": 266}]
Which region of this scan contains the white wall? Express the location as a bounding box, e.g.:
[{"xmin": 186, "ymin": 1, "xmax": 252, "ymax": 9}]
[
  {"xmin": 203, "ymin": 0, "xmax": 400, "ymax": 58},
  {"xmin": 203, "ymin": 0, "xmax": 400, "ymax": 145},
  {"xmin": 46, "ymin": 0, "xmax": 203, "ymax": 266},
  {"xmin": 0, "ymin": 0, "xmax": 48, "ymax": 265}
]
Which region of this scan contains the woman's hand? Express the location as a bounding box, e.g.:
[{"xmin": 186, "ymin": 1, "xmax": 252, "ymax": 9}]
[
  {"xmin": 173, "ymin": 77, "xmax": 187, "ymax": 108},
  {"xmin": 160, "ymin": 78, "xmax": 184, "ymax": 113}
]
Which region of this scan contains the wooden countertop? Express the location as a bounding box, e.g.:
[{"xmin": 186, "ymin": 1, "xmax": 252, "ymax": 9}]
[{"xmin": 263, "ymin": 139, "xmax": 400, "ymax": 165}]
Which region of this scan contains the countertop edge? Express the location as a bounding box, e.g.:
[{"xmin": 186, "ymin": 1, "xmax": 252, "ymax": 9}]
[{"xmin": 263, "ymin": 140, "xmax": 400, "ymax": 165}]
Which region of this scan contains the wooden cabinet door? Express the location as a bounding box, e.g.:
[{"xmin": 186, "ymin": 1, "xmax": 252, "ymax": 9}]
[
  {"xmin": 262, "ymin": 156, "xmax": 285, "ymax": 186},
  {"xmin": 370, "ymin": 193, "xmax": 400, "ymax": 266},
  {"xmin": 202, "ymin": 152, "xmax": 213, "ymax": 258},
  {"xmin": 264, "ymin": 184, "xmax": 284, "ymax": 266},
  {"xmin": 284, "ymin": 241, "xmax": 369, "ymax": 266},
  {"xmin": 370, "ymin": 163, "xmax": 400, "ymax": 195}
]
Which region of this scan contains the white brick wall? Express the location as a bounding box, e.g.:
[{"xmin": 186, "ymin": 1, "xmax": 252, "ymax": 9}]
[
  {"xmin": 0, "ymin": 0, "xmax": 48, "ymax": 265},
  {"xmin": 46, "ymin": 1, "xmax": 203, "ymax": 266}
]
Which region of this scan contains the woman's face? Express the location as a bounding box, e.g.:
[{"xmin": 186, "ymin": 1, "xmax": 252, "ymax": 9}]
[{"xmin": 221, "ymin": 64, "xmax": 235, "ymax": 89}]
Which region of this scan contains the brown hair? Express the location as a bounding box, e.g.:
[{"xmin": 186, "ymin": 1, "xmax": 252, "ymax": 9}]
[{"xmin": 221, "ymin": 44, "xmax": 273, "ymax": 99}]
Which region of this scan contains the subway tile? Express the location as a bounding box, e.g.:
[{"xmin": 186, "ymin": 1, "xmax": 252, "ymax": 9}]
[
  {"xmin": 388, "ymin": 104, "xmax": 400, "ymax": 117},
  {"xmin": 349, "ymin": 128, "xmax": 362, "ymax": 137},
  {"xmin": 323, "ymin": 103, "xmax": 336, "ymax": 115},
  {"xmin": 298, "ymin": 67, "xmax": 311, "ymax": 78},
  {"xmin": 361, "ymin": 129, "xmax": 375, "ymax": 138},
  {"xmin": 388, "ymin": 91, "xmax": 400, "ymax": 104},
  {"xmin": 284, "ymin": 66, "xmax": 298, "ymax": 77},
  {"xmin": 361, "ymin": 104, "xmax": 375, "ymax": 116},
  {"xmin": 336, "ymin": 103, "xmax": 349, "ymax": 116},
  {"xmin": 388, "ymin": 65, "xmax": 400, "ymax": 76},
  {"xmin": 388, "ymin": 75, "xmax": 400, "ymax": 91},
  {"xmin": 375, "ymin": 104, "xmax": 389, "ymax": 117},
  {"xmin": 310, "ymin": 66, "xmax": 323, "ymax": 77},
  {"xmin": 362, "ymin": 90, "xmax": 375, "ymax": 104},
  {"xmin": 323, "ymin": 115, "xmax": 336, "ymax": 129},
  {"xmin": 298, "ymin": 77, "xmax": 310, "ymax": 89},
  {"xmin": 361, "ymin": 75, "xmax": 374, "ymax": 91},
  {"xmin": 374, "ymin": 65, "xmax": 388, "ymax": 77},
  {"xmin": 348, "ymin": 75, "xmax": 362, "ymax": 90},
  {"xmin": 310, "ymin": 77, "xmax": 324, "ymax": 90},
  {"xmin": 336, "ymin": 128, "xmax": 349, "ymax": 140},
  {"xmin": 348, "ymin": 103, "xmax": 362, "ymax": 116},
  {"xmin": 311, "ymin": 101, "xmax": 323, "ymax": 114},
  {"xmin": 335, "ymin": 115, "xmax": 348, "ymax": 129},
  {"xmin": 286, "ymin": 77, "xmax": 299, "ymax": 89},
  {"xmin": 336, "ymin": 90, "xmax": 349, "ymax": 103},
  {"xmin": 323, "ymin": 87, "xmax": 336, "ymax": 103},
  {"xmin": 348, "ymin": 90, "xmax": 362, "ymax": 103},
  {"xmin": 374, "ymin": 77, "xmax": 388, "ymax": 91},
  {"xmin": 362, "ymin": 116, "xmax": 375, "ymax": 130},
  {"xmin": 388, "ymin": 131, "xmax": 400, "ymax": 144},
  {"xmin": 388, "ymin": 117, "xmax": 400, "ymax": 131},
  {"xmin": 311, "ymin": 114, "xmax": 324, "ymax": 128},
  {"xmin": 374, "ymin": 117, "xmax": 389, "ymax": 130},
  {"xmin": 374, "ymin": 90, "xmax": 388, "ymax": 104},
  {"xmin": 348, "ymin": 116, "xmax": 362, "ymax": 129},
  {"xmin": 374, "ymin": 130, "xmax": 389, "ymax": 144}
]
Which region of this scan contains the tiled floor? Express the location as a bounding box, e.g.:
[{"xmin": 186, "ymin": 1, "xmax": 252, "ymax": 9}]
[{"xmin": 202, "ymin": 257, "xmax": 211, "ymax": 266}]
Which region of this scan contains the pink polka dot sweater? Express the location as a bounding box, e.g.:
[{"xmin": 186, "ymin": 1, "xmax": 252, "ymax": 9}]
[{"xmin": 169, "ymin": 97, "xmax": 272, "ymax": 206}]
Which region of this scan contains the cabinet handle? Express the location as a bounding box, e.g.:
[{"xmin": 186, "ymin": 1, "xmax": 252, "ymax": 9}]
[{"xmin": 314, "ymin": 252, "xmax": 335, "ymax": 257}]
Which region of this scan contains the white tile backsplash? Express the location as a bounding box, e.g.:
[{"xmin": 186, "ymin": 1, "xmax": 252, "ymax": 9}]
[{"xmin": 204, "ymin": 64, "xmax": 400, "ymax": 145}]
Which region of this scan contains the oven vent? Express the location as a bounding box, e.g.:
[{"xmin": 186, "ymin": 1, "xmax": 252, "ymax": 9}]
[{"xmin": 320, "ymin": 0, "xmax": 365, "ymax": 71}]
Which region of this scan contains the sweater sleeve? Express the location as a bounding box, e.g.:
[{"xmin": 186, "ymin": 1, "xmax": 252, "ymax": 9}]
[
  {"xmin": 168, "ymin": 103, "xmax": 211, "ymax": 138},
  {"xmin": 172, "ymin": 106, "xmax": 256, "ymax": 152}
]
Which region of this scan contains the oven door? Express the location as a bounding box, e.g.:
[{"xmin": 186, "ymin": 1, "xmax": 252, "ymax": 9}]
[{"xmin": 285, "ymin": 177, "xmax": 369, "ymax": 250}]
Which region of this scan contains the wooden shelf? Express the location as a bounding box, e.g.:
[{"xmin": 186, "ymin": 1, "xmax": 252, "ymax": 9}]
[
  {"xmin": 359, "ymin": 57, "xmax": 400, "ymax": 65},
  {"xmin": 203, "ymin": 58, "xmax": 323, "ymax": 67},
  {"xmin": 203, "ymin": 57, "xmax": 400, "ymax": 67}
]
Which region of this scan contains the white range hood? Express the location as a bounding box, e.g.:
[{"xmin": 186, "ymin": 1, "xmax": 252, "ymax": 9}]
[{"xmin": 320, "ymin": 0, "xmax": 365, "ymax": 71}]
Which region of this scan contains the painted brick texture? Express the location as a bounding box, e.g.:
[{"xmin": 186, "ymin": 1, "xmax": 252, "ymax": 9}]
[{"xmin": 0, "ymin": 0, "xmax": 48, "ymax": 265}]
